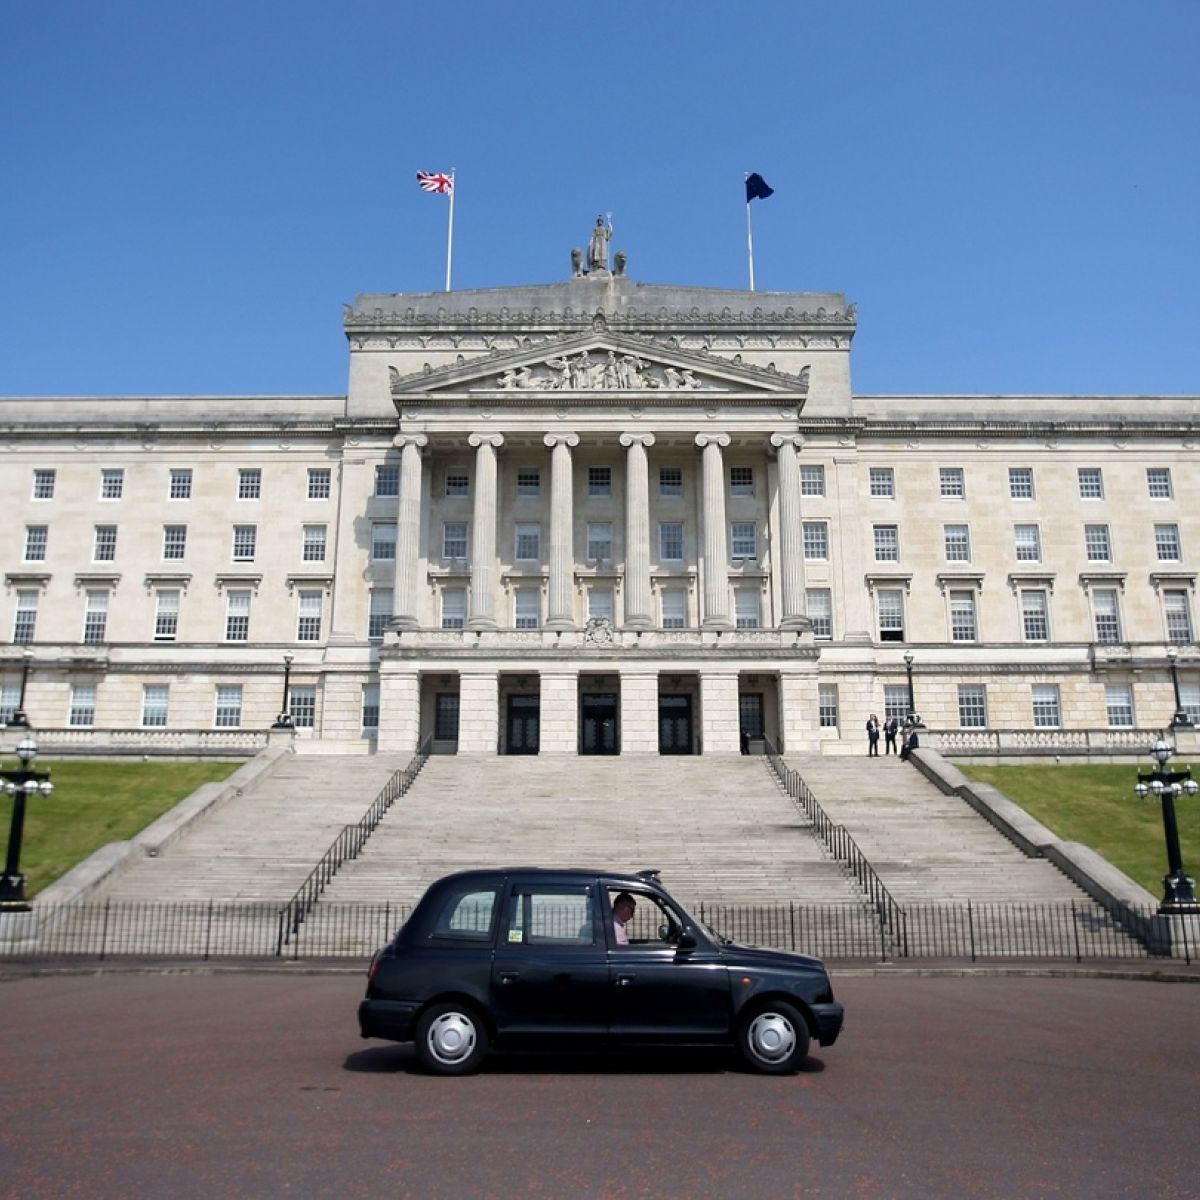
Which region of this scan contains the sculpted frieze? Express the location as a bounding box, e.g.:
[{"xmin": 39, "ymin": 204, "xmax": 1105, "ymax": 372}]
[{"xmin": 491, "ymin": 351, "xmax": 711, "ymax": 392}]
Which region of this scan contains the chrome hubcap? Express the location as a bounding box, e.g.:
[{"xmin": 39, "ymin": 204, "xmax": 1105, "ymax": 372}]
[
  {"xmin": 427, "ymin": 1012, "xmax": 477, "ymax": 1064},
  {"xmin": 748, "ymin": 1012, "xmax": 796, "ymax": 1062}
]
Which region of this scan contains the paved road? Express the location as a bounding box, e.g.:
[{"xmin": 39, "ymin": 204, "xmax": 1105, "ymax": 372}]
[{"xmin": 2, "ymin": 969, "xmax": 1198, "ymax": 1199}]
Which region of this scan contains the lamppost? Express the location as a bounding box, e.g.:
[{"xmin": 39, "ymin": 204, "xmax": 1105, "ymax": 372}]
[
  {"xmin": 1134, "ymin": 737, "xmax": 1199, "ymax": 912},
  {"xmin": 271, "ymin": 654, "xmax": 295, "ymax": 729},
  {"xmin": 6, "ymin": 650, "xmax": 33, "ymax": 730},
  {"xmin": 1166, "ymin": 646, "xmax": 1191, "ymax": 730},
  {"xmin": 1, "ymin": 734, "xmax": 55, "ymax": 911},
  {"xmin": 902, "ymin": 651, "xmax": 923, "ymax": 727}
]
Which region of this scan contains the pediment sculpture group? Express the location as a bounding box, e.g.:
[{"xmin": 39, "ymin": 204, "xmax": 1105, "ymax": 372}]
[{"xmin": 495, "ymin": 350, "xmax": 705, "ymax": 391}]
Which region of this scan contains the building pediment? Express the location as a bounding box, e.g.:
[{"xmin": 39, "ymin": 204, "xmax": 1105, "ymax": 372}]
[{"xmin": 388, "ymin": 329, "xmax": 809, "ymax": 400}]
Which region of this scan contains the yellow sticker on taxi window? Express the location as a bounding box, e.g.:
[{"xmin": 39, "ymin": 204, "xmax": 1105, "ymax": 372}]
[{"xmin": 508, "ymin": 929, "xmax": 523, "ymax": 943}]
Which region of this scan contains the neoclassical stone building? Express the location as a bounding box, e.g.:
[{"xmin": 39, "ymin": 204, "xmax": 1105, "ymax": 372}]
[{"xmin": 2, "ymin": 265, "xmax": 1198, "ymax": 757}]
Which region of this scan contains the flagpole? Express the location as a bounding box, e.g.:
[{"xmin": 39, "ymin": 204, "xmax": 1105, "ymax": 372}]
[
  {"xmin": 445, "ymin": 168, "xmax": 456, "ymax": 292},
  {"xmin": 746, "ymin": 193, "xmax": 756, "ymax": 292}
]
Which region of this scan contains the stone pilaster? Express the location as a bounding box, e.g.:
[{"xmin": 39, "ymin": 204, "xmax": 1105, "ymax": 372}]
[
  {"xmin": 778, "ymin": 668, "xmax": 820, "ymax": 755},
  {"xmin": 538, "ymin": 669, "xmax": 579, "ymax": 753},
  {"xmin": 619, "ymin": 433, "xmax": 655, "ymax": 629},
  {"xmin": 392, "ymin": 433, "xmax": 428, "ymax": 629},
  {"xmin": 619, "ymin": 670, "xmax": 659, "ymax": 753},
  {"xmin": 376, "ymin": 664, "xmax": 420, "ymax": 754},
  {"xmin": 544, "ymin": 432, "xmax": 579, "ymax": 629},
  {"xmin": 458, "ymin": 670, "xmax": 500, "ymax": 753},
  {"xmin": 770, "ymin": 433, "xmax": 808, "ymax": 630},
  {"xmin": 467, "ymin": 433, "xmax": 503, "ymax": 629},
  {"xmin": 695, "ymin": 433, "xmax": 732, "ymax": 628},
  {"xmin": 700, "ymin": 670, "xmax": 741, "ymax": 753}
]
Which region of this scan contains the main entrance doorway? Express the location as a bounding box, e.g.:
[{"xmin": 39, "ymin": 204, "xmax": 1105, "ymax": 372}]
[
  {"xmin": 580, "ymin": 693, "xmax": 619, "ymax": 755},
  {"xmin": 739, "ymin": 692, "xmax": 764, "ymax": 752},
  {"xmin": 658, "ymin": 694, "xmax": 694, "ymax": 755},
  {"xmin": 505, "ymin": 694, "xmax": 540, "ymax": 755}
]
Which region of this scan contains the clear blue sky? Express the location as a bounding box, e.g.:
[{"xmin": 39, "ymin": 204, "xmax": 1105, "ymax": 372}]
[{"xmin": 2, "ymin": 1, "xmax": 1197, "ymax": 398}]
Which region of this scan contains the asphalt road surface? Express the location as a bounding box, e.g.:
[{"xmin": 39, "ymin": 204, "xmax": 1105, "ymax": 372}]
[{"xmin": 2, "ymin": 968, "xmax": 1198, "ymax": 1199}]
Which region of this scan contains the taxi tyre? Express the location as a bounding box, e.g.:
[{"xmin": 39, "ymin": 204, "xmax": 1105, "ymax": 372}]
[
  {"xmin": 737, "ymin": 1000, "xmax": 811, "ymax": 1074},
  {"xmin": 414, "ymin": 1000, "xmax": 490, "ymax": 1075}
]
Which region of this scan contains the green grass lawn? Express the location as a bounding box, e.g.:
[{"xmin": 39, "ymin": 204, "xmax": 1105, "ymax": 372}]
[
  {"xmin": 0, "ymin": 758, "xmax": 240, "ymax": 897},
  {"xmin": 959, "ymin": 763, "xmax": 1200, "ymax": 897}
]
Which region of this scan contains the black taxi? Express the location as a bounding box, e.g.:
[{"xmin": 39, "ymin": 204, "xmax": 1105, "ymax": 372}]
[{"xmin": 358, "ymin": 868, "xmax": 844, "ymax": 1074}]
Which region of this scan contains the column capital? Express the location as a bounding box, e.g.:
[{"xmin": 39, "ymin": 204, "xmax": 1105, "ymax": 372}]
[
  {"xmin": 543, "ymin": 432, "xmax": 580, "ymax": 449},
  {"xmin": 392, "ymin": 432, "xmax": 428, "ymax": 450},
  {"xmin": 769, "ymin": 433, "xmax": 805, "ymax": 453},
  {"xmin": 619, "ymin": 432, "xmax": 657, "ymax": 450},
  {"xmin": 468, "ymin": 433, "xmax": 505, "ymax": 450},
  {"xmin": 694, "ymin": 433, "xmax": 731, "ymax": 450}
]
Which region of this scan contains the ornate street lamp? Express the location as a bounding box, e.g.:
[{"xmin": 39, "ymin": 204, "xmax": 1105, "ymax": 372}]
[
  {"xmin": 902, "ymin": 651, "xmax": 924, "ymax": 728},
  {"xmin": 1134, "ymin": 737, "xmax": 1199, "ymax": 912},
  {"xmin": 1166, "ymin": 646, "xmax": 1191, "ymax": 730},
  {"xmin": 1, "ymin": 734, "xmax": 55, "ymax": 911},
  {"xmin": 271, "ymin": 653, "xmax": 296, "ymax": 729},
  {"xmin": 6, "ymin": 650, "xmax": 33, "ymax": 730}
]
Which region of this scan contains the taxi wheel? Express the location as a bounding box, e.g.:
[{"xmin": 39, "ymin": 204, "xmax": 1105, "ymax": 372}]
[
  {"xmin": 415, "ymin": 1002, "xmax": 489, "ymax": 1075},
  {"xmin": 737, "ymin": 1001, "xmax": 811, "ymax": 1074}
]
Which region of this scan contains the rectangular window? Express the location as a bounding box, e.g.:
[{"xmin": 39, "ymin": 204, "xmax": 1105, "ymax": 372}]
[
  {"xmin": 32, "ymin": 469, "xmax": 55, "ymax": 499},
  {"xmin": 93, "ymin": 524, "xmax": 118, "ymax": 562},
  {"xmin": 441, "ymin": 587, "xmax": 466, "ymax": 629},
  {"xmin": 516, "ymin": 467, "xmax": 541, "ymax": 497},
  {"xmin": 661, "ymin": 589, "xmax": 686, "ymax": 629},
  {"xmin": 368, "ymin": 589, "xmax": 393, "ymax": 639},
  {"xmin": 1021, "ymin": 589, "xmax": 1050, "ymax": 641},
  {"xmin": 362, "ymin": 684, "xmax": 381, "ymax": 732},
  {"xmin": 869, "ymin": 467, "xmax": 895, "ymax": 498},
  {"xmin": 24, "ymin": 525, "xmax": 48, "ymax": 562},
  {"xmin": 884, "ymin": 685, "xmax": 909, "ymax": 724},
  {"xmin": 445, "ymin": 467, "xmax": 470, "ymax": 497},
  {"xmin": 1032, "ymin": 684, "xmax": 1061, "ymax": 728},
  {"xmin": 939, "ymin": 467, "xmax": 965, "ymax": 499},
  {"xmin": 878, "ymin": 589, "xmax": 904, "ymax": 641},
  {"xmin": 233, "ymin": 525, "xmax": 257, "ymax": 562},
  {"xmin": 730, "ymin": 522, "xmax": 757, "ymax": 560},
  {"xmin": 944, "ymin": 524, "xmax": 971, "ymax": 563},
  {"xmin": 70, "ymin": 684, "xmax": 96, "ymax": 728},
  {"xmin": 1009, "ymin": 467, "xmax": 1034, "ymax": 499},
  {"xmin": 659, "ymin": 522, "xmax": 684, "ymax": 562},
  {"xmin": 1014, "ymin": 524, "xmax": 1042, "ymax": 562},
  {"xmin": 734, "ymin": 588, "xmax": 760, "ymax": 629},
  {"xmin": 169, "ymin": 468, "xmax": 193, "ymax": 499},
  {"xmin": 1093, "ymin": 589, "xmax": 1121, "ymax": 643},
  {"xmin": 441, "ymin": 521, "xmax": 468, "ymax": 560},
  {"xmin": 873, "ymin": 525, "xmax": 900, "ymax": 562},
  {"xmin": 142, "ymin": 685, "xmax": 169, "ymax": 728},
  {"xmin": 297, "ymin": 590, "xmax": 323, "ymax": 641},
  {"xmin": 1106, "ymin": 683, "xmax": 1134, "ymax": 729},
  {"xmin": 162, "ymin": 525, "xmax": 187, "ymax": 561},
  {"xmin": 802, "ymin": 522, "xmax": 828, "ymax": 561},
  {"xmin": 1147, "ymin": 468, "xmax": 1173, "ymax": 499},
  {"xmin": 238, "ymin": 467, "xmax": 262, "ymax": 499},
  {"xmin": 1165, "ymin": 590, "xmax": 1193, "ymax": 643},
  {"xmin": 307, "ymin": 467, "xmax": 331, "ymax": 500},
  {"xmin": 371, "ymin": 522, "xmax": 397, "ymax": 561},
  {"xmin": 83, "ymin": 590, "xmax": 109, "ymax": 644},
  {"xmin": 0, "ymin": 684, "xmax": 19, "ymax": 726},
  {"xmin": 1181, "ymin": 684, "xmax": 1200, "ymax": 727},
  {"xmin": 225, "ymin": 590, "xmax": 250, "ymax": 642},
  {"xmin": 289, "ymin": 685, "xmax": 316, "ymax": 729},
  {"xmin": 13, "ymin": 591, "xmax": 38, "ymax": 643},
  {"xmin": 1085, "ymin": 524, "xmax": 1111, "ymax": 562},
  {"xmin": 374, "ymin": 465, "xmax": 399, "ymax": 497},
  {"xmin": 101, "ymin": 468, "xmax": 124, "ymax": 499},
  {"xmin": 514, "ymin": 587, "xmax": 540, "ymax": 629},
  {"xmin": 800, "ymin": 464, "xmax": 826, "ymax": 497},
  {"xmin": 1077, "ymin": 467, "xmax": 1104, "ymax": 499},
  {"xmin": 154, "ymin": 590, "xmax": 180, "ymax": 641},
  {"xmin": 587, "ymin": 587, "xmax": 614, "ymax": 621},
  {"xmin": 806, "ymin": 588, "xmax": 832, "ymax": 638},
  {"xmin": 588, "ymin": 466, "xmax": 612, "ymax": 496},
  {"xmin": 950, "ymin": 590, "xmax": 977, "ymax": 641},
  {"xmin": 730, "ymin": 466, "xmax": 754, "ymax": 496},
  {"xmin": 818, "ymin": 684, "xmax": 839, "ymax": 729},
  {"xmin": 587, "ymin": 522, "xmax": 613, "ymax": 561},
  {"xmin": 958, "ymin": 685, "xmax": 987, "ymax": 729},
  {"xmin": 302, "ymin": 524, "xmax": 327, "ymax": 562},
  {"xmin": 515, "ymin": 523, "xmax": 541, "ymax": 562},
  {"xmin": 434, "ymin": 693, "xmax": 459, "ymax": 740},
  {"xmin": 214, "ymin": 685, "xmax": 242, "ymax": 728},
  {"xmin": 659, "ymin": 466, "xmax": 683, "ymax": 497},
  {"xmin": 1155, "ymin": 523, "xmax": 1182, "ymax": 562}
]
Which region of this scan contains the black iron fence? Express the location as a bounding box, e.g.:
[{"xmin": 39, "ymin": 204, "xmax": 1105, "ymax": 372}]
[{"xmin": 4, "ymin": 898, "xmax": 1194, "ymax": 963}]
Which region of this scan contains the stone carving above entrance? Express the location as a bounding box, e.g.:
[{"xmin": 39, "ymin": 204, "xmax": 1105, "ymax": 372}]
[{"xmin": 495, "ymin": 351, "xmax": 707, "ymax": 392}]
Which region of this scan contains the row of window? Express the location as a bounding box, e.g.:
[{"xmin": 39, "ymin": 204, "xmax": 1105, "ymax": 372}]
[
  {"xmin": 880, "ymin": 465, "xmax": 1178, "ymax": 502},
  {"xmin": 24, "ymin": 524, "xmax": 332, "ymax": 565},
  {"xmin": 28, "ymin": 467, "xmax": 315, "ymax": 503}
]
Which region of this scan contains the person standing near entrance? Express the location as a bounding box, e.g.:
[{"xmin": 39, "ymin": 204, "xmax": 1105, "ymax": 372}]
[
  {"xmin": 866, "ymin": 713, "xmax": 880, "ymax": 756},
  {"xmin": 884, "ymin": 715, "xmax": 899, "ymax": 755}
]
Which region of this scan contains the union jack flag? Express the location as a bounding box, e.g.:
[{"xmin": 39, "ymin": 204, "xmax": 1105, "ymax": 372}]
[{"xmin": 417, "ymin": 170, "xmax": 454, "ymax": 195}]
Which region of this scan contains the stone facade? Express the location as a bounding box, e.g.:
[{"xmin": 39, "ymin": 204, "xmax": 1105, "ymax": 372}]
[{"xmin": 1, "ymin": 272, "xmax": 1198, "ymax": 757}]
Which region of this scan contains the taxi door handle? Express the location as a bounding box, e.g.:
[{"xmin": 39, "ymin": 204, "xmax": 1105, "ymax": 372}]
[
  {"xmin": 498, "ymin": 972, "xmax": 519, "ymax": 984},
  {"xmin": 615, "ymin": 974, "xmax": 636, "ymax": 987}
]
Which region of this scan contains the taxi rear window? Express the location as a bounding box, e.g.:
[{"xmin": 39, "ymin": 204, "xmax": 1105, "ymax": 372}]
[{"xmin": 429, "ymin": 887, "xmax": 498, "ymax": 942}]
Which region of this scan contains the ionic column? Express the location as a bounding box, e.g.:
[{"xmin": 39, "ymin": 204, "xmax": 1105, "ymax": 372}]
[
  {"xmin": 544, "ymin": 432, "xmax": 579, "ymax": 629},
  {"xmin": 619, "ymin": 432, "xmax": 655, "ymax": 628},
  {"xmin": 770, "ymin": 433, "xmax": 808, "ymax": 629},
  {"xmin": 391, "ymin": 433, "xmax": 428, "ymax": 629},
  {"xmin": 467, "ymin": 433, "xmax": 503, "ymax": 629},
  {"xmin": 695, "ymin": 433, "xmax": 732, "ymax": 628}
]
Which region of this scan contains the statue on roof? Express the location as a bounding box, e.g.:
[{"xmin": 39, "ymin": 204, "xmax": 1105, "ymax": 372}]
[{"xmin": 587, "ymin": 214, "xmax": 612, "ymax": 273}]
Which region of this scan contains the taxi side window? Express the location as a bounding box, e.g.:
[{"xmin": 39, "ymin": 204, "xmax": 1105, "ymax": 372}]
[
  {"xmin": 507, "ymin": 888, "xmax": 596, "ymax": 947},
  {"xmin": 430, "ymin": 887, "xmax": 498, "ymax": 942}
]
